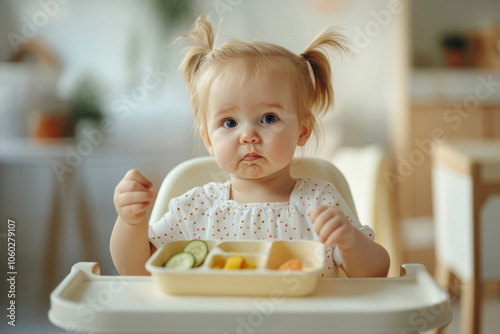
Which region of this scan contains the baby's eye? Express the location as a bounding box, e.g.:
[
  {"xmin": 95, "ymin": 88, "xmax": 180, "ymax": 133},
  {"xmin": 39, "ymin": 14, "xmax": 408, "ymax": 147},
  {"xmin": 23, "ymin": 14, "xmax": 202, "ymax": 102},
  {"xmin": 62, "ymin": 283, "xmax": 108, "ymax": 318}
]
[
  {"xmin": 223, "ymin": 119, "xmax": 238, "ymax": 128},
  {"xmin": 261, "ymin": 114, "xmax": 277, "ymax": 124}
]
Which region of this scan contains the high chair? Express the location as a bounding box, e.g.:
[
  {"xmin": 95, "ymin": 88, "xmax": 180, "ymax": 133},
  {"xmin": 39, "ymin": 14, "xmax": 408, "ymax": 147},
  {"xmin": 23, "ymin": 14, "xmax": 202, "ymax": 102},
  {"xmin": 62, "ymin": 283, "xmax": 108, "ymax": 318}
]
[{"xmin": 49, "ymin": 156, "xmax": 452, "ymax": 334}]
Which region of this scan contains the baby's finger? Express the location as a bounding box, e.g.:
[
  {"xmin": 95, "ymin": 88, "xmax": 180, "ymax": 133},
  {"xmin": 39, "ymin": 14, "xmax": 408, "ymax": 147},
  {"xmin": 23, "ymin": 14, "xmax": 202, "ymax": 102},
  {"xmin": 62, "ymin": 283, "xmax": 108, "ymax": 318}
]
[
  {"xmin": 121, "ymin": 202, "xmax": 151, "ymax": 217},
  {"xmin": 308, "ymin": 205, "xmax": 328, "ymax": 223},
  {"xmin": 124, "ymin": 169, "xmax": 153, "ymax": 189},
  {"xmin": 322, "ymin": 219, "xmax": 348, "ymax": 246},
  {"xmin": 318, "ymin": 216, "xmax": 344, "ymax": 243},
  {"xmin": 324, "ymin": 229, "xmax": 343, "ymax": 248},
  {"xmin": 116, "ymin": 179, "xmax": 151, "ymax": 194},
  {"xmin": 117, "ymin": 191, "xmax": 156, "ymax": 206},
  {"xmin": 325, "ymin": 223, "xmax": 356, "ymax": 250},
  {"xmin": 317, "ymin": 220, "xmax": 337, "ymax": 244},
  {"xmin": 310, "ymin": 207, "xmax": 335, "ymax": 235}
]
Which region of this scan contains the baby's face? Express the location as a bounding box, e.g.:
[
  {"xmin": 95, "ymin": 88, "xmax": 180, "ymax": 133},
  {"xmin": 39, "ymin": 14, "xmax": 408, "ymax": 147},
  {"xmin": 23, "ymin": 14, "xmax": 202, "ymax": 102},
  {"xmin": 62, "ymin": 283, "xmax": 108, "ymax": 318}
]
[{"xmin": 202, "ymin": 72, "xmax": 310, "ymax": 181}]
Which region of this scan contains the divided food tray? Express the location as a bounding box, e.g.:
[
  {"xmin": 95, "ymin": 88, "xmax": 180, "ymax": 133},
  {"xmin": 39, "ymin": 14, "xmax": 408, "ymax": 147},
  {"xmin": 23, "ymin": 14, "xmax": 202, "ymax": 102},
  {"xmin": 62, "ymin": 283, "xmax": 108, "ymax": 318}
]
[
  {"xmin": 145, "ymin": 240, "xmax": 325, "ymax": 297},
  {"xmin": 49, "ymin": 263, "xmax": 452, "ymax": 334}
]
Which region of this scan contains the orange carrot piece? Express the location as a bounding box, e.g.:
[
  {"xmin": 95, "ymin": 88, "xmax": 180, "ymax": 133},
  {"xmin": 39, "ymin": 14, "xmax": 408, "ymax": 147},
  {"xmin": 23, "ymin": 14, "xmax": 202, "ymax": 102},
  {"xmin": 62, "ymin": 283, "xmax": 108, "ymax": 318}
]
[{"xmin": 278, "ymin": 258, "xmax": 302, "ymax": 271}]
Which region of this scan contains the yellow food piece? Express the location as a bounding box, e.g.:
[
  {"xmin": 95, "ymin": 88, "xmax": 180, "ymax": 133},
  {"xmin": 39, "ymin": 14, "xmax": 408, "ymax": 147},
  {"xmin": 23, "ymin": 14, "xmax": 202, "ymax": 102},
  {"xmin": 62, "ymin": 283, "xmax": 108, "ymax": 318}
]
[
  {"xmin": 224, "ymin": 255, "xmax": 243, "ymax": 269},
  {"xmin": 212, "ymin": 254, "xmax": 256, "ymax": 270}
]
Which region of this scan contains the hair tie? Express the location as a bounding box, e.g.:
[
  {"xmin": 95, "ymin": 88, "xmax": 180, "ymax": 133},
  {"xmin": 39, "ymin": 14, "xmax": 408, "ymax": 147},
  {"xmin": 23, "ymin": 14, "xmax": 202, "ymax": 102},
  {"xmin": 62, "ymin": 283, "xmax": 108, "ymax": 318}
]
[{"xmin": 300, "ymin": 53, "xmax": 308, "ymax": 61}]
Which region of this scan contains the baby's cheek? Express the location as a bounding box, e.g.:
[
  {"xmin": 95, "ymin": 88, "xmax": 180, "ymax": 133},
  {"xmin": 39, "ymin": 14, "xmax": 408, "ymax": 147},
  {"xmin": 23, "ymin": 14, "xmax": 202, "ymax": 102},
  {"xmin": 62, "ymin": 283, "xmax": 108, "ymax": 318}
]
[
  {"xmin": 212, "ymin": 144, "xmax": 237, "ymax": 171},
  {"xmin": 270, "ymin": 136, "xmax": 296, "ymax": 160}
]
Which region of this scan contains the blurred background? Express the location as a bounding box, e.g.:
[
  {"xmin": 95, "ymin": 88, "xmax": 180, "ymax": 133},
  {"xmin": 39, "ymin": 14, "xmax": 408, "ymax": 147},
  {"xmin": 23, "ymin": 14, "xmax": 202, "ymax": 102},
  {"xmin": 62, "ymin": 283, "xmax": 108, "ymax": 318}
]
[{"xmin": 0, "ymin": 0, "xmax": 499, "ymax": 333}]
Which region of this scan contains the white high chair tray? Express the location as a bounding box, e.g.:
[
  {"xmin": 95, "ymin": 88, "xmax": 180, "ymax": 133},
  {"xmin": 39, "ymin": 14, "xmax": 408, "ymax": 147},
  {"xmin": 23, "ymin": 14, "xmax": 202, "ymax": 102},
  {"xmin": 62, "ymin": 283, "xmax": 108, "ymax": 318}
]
[{"xmin": 49, "ymin": 262, "xmax": 451, "ymax": 334}]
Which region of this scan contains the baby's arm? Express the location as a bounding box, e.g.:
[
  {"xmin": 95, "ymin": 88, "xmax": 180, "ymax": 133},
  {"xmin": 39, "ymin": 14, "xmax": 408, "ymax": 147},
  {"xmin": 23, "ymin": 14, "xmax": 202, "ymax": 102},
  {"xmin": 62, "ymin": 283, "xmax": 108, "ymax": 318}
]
[
  {"xmin": 309, "ymin": 205, "xmax": 390, "ymax": 278},
  {"xmin": 110, "ymin": 169, "xmax": 156, "ymax": 276}
]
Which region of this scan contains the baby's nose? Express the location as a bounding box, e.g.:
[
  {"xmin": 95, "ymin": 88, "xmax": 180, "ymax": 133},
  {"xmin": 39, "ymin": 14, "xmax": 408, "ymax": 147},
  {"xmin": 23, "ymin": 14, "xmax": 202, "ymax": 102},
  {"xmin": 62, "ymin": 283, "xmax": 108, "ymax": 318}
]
[{"xmin": 240, "ymin": 126, "xmax": 260, "ymax": 144}]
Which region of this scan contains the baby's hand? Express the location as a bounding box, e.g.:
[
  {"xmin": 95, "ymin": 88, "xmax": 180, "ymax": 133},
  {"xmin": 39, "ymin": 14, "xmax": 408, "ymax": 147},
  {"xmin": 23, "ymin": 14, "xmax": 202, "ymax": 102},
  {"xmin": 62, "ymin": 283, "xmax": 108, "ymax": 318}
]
[
  {"xmin": 114, "ymin": 169, "xmax": 156, "ymax": 225},
  {"xmin": 308, "ymin": 205, "xmax": 356, "ymax": 250}
]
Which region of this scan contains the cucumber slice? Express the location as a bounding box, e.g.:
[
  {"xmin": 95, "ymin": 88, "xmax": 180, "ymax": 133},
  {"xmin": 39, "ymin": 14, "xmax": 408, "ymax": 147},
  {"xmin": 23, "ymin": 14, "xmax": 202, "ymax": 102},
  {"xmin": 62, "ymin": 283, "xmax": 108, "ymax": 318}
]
[
  {"xmin": 183, "ymin": 240, "xmax": 209, "ymax": 267},
  {"xmin": 164, "ymin": 252, "xmax": 195, "ymax": 269}
]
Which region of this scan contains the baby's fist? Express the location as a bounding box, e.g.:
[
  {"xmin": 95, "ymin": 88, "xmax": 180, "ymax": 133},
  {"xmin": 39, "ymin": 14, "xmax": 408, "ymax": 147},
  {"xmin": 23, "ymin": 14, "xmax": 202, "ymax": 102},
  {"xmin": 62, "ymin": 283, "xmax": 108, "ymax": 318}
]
[
  {"xmin": 114, "ymin": 169, "xmax": 156, "ymax": 225},
  {"xmin": 308, "ymin": 205, "xmax": 356, "ymax": 250}
]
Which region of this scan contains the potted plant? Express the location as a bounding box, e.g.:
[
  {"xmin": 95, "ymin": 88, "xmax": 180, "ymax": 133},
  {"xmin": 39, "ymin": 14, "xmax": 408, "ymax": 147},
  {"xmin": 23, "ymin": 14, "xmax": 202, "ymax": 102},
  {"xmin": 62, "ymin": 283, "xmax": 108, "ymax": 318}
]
[
  {"xmin": 70, "ymin": 76, "xmax": 104, "ymax": 138},
  {"xmin": 441, "ymin": 33, "xmax": 468, "ymax": 67}
]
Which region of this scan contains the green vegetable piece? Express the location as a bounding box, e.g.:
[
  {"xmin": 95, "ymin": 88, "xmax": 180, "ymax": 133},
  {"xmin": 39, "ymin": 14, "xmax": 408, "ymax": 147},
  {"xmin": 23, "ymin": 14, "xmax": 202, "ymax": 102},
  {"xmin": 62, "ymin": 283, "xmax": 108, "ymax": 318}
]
[
  {"xmin": 183, "ymin": 240, "xmax": 209, "ymax": 267},
  {"xmin": 164, "ymin": 252, "xmax": 195, "ymax": 269}
]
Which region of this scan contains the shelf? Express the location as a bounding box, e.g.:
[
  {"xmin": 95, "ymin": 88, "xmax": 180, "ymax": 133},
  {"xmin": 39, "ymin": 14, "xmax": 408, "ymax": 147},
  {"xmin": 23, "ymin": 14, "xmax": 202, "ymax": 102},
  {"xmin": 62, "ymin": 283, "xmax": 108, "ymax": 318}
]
[{"xmin": 410, "ymin": 68, "xmax": 500, "ymax": 103}]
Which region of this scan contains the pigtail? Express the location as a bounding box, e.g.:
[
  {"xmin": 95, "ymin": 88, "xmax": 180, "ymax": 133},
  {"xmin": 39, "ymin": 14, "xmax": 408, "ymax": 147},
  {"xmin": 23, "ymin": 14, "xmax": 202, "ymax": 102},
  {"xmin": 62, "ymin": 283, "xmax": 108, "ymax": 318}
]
[
  {"xmin": 301, "ymin": 27, "xmax": 351, "ymax": 115},
  {"xmin": 177, "ymin": 14, "xmax": 216, "ymax": 94}
]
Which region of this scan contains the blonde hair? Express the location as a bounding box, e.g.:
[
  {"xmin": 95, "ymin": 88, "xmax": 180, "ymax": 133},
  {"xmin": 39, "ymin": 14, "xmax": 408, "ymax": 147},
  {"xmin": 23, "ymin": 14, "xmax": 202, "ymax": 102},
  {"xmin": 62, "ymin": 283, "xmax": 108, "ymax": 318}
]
[{"xmin": 178, "ymin": 15, "xmax": 350, "ymax": 144}]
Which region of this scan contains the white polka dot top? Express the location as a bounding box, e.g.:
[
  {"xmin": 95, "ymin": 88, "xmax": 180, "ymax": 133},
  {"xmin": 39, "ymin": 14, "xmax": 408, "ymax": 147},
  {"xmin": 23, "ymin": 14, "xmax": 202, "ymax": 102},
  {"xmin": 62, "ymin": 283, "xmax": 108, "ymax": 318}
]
[{"xmin": 148, "ymin": 177, "xmax": 372, "ymax": 278}]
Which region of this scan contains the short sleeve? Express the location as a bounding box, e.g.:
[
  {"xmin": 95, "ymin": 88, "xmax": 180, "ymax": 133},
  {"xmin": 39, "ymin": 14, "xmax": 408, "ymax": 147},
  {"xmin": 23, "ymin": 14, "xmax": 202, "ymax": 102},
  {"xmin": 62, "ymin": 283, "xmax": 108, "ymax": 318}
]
[
  {"xmin": 148, "ymin": 209, "xmax": 188, "ymax": 249},
  {"xmin": 148, "ymin": 182, "xmax": 222, "ymax": 249}
]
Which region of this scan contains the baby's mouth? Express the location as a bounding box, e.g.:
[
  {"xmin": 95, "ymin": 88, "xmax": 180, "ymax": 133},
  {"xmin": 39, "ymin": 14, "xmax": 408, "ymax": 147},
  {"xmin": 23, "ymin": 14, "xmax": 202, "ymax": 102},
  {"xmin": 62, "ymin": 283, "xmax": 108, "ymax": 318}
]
[{"xmin": 241, "ymin": 153, "xmax": 262, "ymax": 162}]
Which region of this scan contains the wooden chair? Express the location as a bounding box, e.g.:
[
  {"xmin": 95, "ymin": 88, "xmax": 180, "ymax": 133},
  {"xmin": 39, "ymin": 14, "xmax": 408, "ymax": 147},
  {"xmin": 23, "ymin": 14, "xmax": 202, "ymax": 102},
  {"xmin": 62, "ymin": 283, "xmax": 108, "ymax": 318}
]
[{"xmin": 432, "ymin": 140, "xmax": 500, "ymax": 334}]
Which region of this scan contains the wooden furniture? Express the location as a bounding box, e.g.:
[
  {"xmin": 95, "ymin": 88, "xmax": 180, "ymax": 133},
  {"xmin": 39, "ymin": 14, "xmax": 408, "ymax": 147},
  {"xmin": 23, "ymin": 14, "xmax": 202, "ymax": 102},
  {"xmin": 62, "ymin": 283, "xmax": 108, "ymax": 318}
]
[
  {"xmin": 398, "ymin": 102, "xmax": 500, "ymax": 220},
  {"xmin": 469, "ymin": 25, "xmax": 500, "ymax": 68},
  {"xmin": 394, "ymin": 99, "xmax": 500, "ymax": 273},
  {"xmin": 432, "ymin": 140, "xmax": 500, "ymax": 334}
]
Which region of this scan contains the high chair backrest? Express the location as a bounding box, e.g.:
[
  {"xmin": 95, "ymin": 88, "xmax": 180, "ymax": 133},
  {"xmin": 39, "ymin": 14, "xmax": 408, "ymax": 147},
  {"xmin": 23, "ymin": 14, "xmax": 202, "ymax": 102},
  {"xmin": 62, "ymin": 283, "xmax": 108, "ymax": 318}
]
[{"xmin": 149, "ymin": 156, "xmax": 358, "ymax": 225}]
